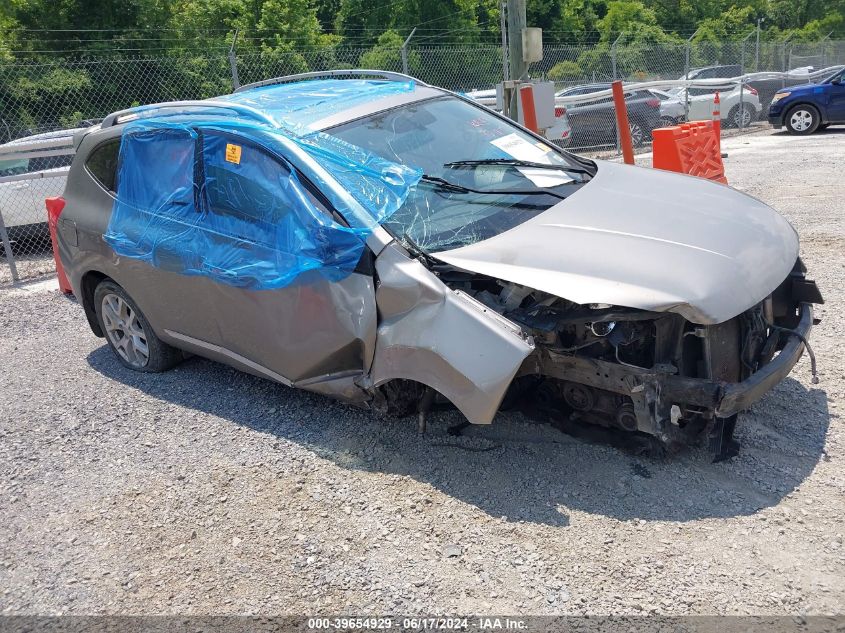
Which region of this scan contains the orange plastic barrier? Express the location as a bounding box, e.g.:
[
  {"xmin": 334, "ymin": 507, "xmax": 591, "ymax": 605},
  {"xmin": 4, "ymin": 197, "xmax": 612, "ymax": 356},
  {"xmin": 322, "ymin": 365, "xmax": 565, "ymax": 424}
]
[
  {"xmin": 651, "ymin": 120, "xmax": 727, "ymax": 184},
  {"xmin": 45, "ymin": 196, "xmax": 73, "ymax": 294}
]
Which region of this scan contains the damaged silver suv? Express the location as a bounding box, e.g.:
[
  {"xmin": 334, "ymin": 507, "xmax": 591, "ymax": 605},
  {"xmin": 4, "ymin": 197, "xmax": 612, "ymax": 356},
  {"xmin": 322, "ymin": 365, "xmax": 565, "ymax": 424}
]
[{"xmin": 55, "ymin": 70, "xmax": 822, "ymax": 458}]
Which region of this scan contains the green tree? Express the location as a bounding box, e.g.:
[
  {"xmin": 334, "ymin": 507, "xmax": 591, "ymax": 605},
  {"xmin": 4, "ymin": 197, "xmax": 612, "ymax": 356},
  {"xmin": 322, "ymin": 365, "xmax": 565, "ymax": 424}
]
[{"xmin": 359, "ymin": 30, "xmax": 406, "ymax": 70}]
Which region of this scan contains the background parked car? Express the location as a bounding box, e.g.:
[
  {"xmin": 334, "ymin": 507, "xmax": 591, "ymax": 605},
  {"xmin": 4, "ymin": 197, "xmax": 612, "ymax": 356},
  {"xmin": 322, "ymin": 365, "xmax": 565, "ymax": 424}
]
[
  {"xmin": 768, "ymin": 66, "xmax": 845, "ymax": 134},
  {"xmin": 464, "ymin": 88, "xmax": 572, "ymax": 146},
  {"xmin": 650, "ymin": 88, "xmax": 686, "ymax": 126},
  {"xmin": 0, "ymin": 128, "xmax": 77, "ymax": 249},
  {"xmin": 683, "ymin": 84, "xmax": 761, "ymax": 127},
  {"xmin": 556, "ymin": 84, "xmax": 662, "ymax": 148},
  {"xmin": 672, "ymin": 64, "xmax": 838, "ymax": 112}
]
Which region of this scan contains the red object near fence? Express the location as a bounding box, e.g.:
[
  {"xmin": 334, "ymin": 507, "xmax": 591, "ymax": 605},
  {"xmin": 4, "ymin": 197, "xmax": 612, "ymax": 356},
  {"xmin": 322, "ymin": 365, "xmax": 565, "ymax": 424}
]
[
  {"xmin": 45, "ymin": 196, "xmax": 73, "ymax": 294},
  {"xmin": 652, "ymin": 121, "xmax": 727, "ymax": 184},
  {"xmin": 712, "ymin": 91, "xmax": 722, "ymax": 153},
  {"xmin": 611, "ymin": 81, "xmax": 634, "ymax": 165},
  {"xmin": 518, "ymin": 85, "xmax": 539, "ymax": 133}
]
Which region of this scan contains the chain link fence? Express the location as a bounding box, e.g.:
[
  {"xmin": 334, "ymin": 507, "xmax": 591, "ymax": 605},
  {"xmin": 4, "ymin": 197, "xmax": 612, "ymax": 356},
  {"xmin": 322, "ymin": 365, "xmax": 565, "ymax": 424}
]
[{"xmin": 2, "ymin": 38, "xmax": 844, "ymax": 283}]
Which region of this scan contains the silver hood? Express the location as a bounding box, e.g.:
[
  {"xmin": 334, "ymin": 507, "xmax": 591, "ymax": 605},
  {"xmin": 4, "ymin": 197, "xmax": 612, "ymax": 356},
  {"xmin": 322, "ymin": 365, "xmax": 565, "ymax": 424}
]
[{"xmin": 432, "ymin": 160, "xmax": 799, "ymax": 325}]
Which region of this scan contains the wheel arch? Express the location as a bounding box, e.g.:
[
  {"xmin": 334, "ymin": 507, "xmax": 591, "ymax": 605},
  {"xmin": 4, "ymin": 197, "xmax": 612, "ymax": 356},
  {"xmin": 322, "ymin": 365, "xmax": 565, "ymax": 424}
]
[
  {"xmin": 786, "ymin": 101, "xmax": 826, "ymax": 124},
  {"xmin": 80, "ymin": 270, "xmax": 110, "ymax": 337},
  {"xmin": 370, "ymin": 243, "xmax": 535, "ymax": 426}
]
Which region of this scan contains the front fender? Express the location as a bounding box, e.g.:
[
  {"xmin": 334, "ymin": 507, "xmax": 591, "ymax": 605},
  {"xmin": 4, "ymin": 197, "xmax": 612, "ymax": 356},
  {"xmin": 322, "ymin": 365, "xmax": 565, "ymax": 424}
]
[{"xmin": 369, "ymin": 243, "xmax": 535, "ymax": 424}]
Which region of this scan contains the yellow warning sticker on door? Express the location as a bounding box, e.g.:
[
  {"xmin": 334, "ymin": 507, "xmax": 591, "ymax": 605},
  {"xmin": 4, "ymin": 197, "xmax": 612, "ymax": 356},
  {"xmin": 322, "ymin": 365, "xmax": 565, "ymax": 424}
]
[{"xmin": 225, "ymin": 143, "xmax": 242, "ymax": 164}]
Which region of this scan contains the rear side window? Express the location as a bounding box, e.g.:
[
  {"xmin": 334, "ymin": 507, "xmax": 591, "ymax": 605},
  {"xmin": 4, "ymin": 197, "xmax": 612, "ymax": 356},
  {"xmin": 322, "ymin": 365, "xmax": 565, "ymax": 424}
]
[
  {"xmin": 86, "ymin": 139, "xmax": 121, "ymax": 192},
  {"xmin": 0, "ymin": 158, "xmax": 29, "ymax": 176}
]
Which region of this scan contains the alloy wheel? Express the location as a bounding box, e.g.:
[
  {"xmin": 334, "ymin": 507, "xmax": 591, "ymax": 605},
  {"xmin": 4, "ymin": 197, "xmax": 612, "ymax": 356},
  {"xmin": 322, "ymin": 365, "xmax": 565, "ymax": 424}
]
[
  {"xmin": 789, "ymin": 109, "xmax": 814, "ymax": 132},
  {"xmin": 101, "ymin": 293, "xmax": 149, "ymax": 368},
  {"xmin": 629, "ymin": 122, "xmax": 644, "ymax": 146},
  {"xmin": 734, "ymin": 105, "xmax": 753, "ymax": 128}
]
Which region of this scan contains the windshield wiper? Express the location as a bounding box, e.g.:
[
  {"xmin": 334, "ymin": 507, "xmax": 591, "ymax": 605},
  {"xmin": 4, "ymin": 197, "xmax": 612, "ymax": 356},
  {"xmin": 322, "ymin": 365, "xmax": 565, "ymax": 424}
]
[
  {"xmin": 443, "ymin": 158, "xmax": 593, "ymax": 175},
  {"xmin": 400, "ymin": 232, "xmax": 435, "ymax": 264},
  {"xmin": 420, "ymin": 174, "xmax": 567, "ymax": 200}
]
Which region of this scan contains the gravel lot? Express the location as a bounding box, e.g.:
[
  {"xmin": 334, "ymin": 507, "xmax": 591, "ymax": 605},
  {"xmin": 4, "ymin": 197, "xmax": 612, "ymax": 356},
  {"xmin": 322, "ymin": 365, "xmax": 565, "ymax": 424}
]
[{"xmin": 1, "ymin": 127, "xmax": 843, "ymax": 617}]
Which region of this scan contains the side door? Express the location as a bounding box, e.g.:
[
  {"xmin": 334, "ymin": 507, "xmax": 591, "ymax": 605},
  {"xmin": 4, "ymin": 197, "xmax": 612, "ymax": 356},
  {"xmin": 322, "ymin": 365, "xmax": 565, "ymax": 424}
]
[
  {"xmin": 99, "ymin": 128, "xmax": 224, "ymax": 346},
  {"xmin": 827, "ymin": 71, "xmax": 845, "ymax": 122},
  {"xmin": 577, "ymin": 90, "xmax": 617, "ymax": 144},
  {"xmin": 686, "ymin": 87, "xmax": 713, "ymax": 121},
  {"xmin": 562, "ymin": 88, "xmax": 614, "ymax": 146},
  {"xmin": 0, "ymin": 157, "xmax": 37, "ymax": 230},
  {"xmin": 195, "ymin": 129, "xmax": 377, "ymax": 390}
]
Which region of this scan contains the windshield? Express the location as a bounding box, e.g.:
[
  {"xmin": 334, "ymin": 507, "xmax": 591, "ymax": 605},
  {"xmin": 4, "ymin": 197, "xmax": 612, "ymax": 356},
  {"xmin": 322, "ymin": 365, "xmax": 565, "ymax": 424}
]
[{"xmin": 327, "ymin": 95, "xmax": 589, "ymax": 253}]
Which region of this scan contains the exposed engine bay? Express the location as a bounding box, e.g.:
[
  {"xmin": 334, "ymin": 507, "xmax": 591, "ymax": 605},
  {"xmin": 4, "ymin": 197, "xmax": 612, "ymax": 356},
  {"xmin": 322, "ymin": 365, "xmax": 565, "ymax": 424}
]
[{"xmin": 401, "ymin": 257, "xmax": 824, "ymax": 458}]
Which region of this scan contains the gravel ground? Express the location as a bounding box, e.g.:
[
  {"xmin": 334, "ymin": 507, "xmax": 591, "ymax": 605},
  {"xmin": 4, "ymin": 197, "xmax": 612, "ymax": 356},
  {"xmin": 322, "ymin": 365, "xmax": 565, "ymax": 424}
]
[
  {"xmin": 0, "ymin": 253, "xmax": 54, "ymax": 286},
  {"xmin": 1, "ymin": 127, "xmax": 843, "ymax": 617}
]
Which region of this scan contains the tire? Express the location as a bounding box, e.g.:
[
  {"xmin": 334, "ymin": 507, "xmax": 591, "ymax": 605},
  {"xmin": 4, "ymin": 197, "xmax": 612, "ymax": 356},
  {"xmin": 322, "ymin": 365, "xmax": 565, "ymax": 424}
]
[
  {"xmin": 629, "ymin": 120, "xmax": 646, "ymax": 147},
  {"xmin": 728, "ymin": 103, "xmax": 754, "ymax": 129},
  {"xmin": 785, "ymin": 104, "xmax": 820, "ymax": 135},
  {"xmin": 93, "ymin": 280, "xmax": 181, "ymax": 372},
  {"xmin": 659, "ymin": 116, "xmax": 677, "ymax": 128},
  {"xmin": 818, "ymin": 123, "xmax": 830, "ymax": 130}
]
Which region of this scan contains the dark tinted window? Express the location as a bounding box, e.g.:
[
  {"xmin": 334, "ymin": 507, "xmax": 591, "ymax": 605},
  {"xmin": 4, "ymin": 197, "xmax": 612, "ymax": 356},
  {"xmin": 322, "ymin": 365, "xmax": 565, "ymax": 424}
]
[
  {"xmin": 86, "ymin": 139, "xmax": 121, "ymax": 192},
  {"xmin": 202, "ymin": 133, "xmax": 331, "ymax": 224}
]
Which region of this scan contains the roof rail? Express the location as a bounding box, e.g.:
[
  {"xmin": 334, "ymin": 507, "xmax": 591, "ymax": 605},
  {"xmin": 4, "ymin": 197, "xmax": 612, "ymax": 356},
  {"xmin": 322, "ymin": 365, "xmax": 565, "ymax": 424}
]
[
  {"xmin": 234, "ymin": 69, "xmax": 427, "ymax": 93},
  {"xmin": 101, "ymin": 100, "xmax": 278, "ymax": 129}
]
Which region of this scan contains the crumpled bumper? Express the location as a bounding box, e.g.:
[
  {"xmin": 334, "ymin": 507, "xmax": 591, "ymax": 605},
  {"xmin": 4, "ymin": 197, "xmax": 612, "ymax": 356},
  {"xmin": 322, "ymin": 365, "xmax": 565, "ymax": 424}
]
[
  {"xmin": 716, "ymin": 302, "xmax": 813, "ymax": 416},
  {"xmin": 662, "ymin": 302, "xmax": 814, "ymax": 418}
]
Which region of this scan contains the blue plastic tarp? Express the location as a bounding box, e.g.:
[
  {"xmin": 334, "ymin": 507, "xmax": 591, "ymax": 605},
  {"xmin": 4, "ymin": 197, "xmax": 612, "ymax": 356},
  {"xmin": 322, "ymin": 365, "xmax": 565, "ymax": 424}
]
[
  {"xmin": 104, "ymin": 97, "xmax": 422, "ymax": 290},
  {"xmin": 219, "ymin": 79, "xmax": 415, "ymax": 136}
]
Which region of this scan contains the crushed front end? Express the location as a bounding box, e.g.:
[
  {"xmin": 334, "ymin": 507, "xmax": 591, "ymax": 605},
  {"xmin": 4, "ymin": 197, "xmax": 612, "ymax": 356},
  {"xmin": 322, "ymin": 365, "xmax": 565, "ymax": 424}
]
[{"xmin": 435, "ymin": 258, "xmax": 823, "ymax": 458}]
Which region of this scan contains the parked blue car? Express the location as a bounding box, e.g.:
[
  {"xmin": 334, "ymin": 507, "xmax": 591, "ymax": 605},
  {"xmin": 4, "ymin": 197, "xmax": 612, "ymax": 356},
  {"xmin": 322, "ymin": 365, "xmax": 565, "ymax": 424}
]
[{"xmin": 768, "ymin": 66, "xmax": 845, "ymax": 134}]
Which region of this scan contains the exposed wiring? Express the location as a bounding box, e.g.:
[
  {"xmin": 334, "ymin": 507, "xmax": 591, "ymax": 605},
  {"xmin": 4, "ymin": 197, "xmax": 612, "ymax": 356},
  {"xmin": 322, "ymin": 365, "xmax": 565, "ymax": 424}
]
[{"xmin": 766, "ymin": 319, "xmax": 819, "ymax": 384}]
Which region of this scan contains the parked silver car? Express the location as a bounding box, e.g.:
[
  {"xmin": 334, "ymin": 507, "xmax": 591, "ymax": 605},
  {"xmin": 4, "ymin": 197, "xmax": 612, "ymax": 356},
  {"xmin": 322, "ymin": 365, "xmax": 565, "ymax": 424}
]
[
  {"xmin": 55, "ymin": 70, "xmax": 822, "ymax": 458},
  {"xmin": 652, "ymin": 86, "xmax": 762, "ymax": 128},
  {"xmin": 0, "ymin": 128, "xmax": 78, "ymax": 241}
]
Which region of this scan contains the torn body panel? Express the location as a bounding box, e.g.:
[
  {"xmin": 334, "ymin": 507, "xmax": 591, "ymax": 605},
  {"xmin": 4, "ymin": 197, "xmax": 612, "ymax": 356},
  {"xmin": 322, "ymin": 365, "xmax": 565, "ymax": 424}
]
[{"xmin": 368, "ymin": 243, "xmax": 535, "ymax": 424}]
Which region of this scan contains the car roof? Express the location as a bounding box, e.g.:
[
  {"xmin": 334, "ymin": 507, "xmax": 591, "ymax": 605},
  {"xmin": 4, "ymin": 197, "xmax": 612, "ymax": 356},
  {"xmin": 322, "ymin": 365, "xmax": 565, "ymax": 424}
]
[
  {"xmin": 558, "ymin": 83, "xmax": 652, "ymax": 97},
  {"xmin": 93, "ymin": 75, "xmax": 446, "ymax": 142},
  {"xmin": 692, "ymin": 64, "xmax": 741, "ymax": 71}
]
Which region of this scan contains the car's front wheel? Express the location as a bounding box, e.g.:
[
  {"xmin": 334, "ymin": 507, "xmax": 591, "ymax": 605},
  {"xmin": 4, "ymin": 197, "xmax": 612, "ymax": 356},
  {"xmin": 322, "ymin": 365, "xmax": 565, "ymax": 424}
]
[
  {"xmin": 94, "ymin": 280, "xmax": 181, "ymax": 372},
  {"xmin": 785, "ymin": 104, "xmax": 820, "ymax": 135}
]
